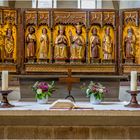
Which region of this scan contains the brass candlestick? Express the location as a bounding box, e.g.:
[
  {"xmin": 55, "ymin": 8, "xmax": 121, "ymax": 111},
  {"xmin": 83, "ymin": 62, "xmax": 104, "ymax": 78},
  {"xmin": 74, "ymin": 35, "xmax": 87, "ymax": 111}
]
[
  {"xmin": 0, "ymin": 90, "xmax": 15, "ymax": 108},
  {"xmin": 125, "ymin": 90, "xmax": 140, "ymax": 108}
]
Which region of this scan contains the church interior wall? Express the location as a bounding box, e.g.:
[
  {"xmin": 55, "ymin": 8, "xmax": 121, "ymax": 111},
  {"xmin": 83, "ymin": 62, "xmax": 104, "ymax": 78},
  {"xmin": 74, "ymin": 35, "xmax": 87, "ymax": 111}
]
[
  {"xmin": 15, "ymin": 1, "xmax": 32, "ymax": 8},
  {"xmin": 102, "ymin": 0, "xmax": 114, "ymax": 9},
  {"xmin": 19, "ymin": 77, "xmax": 119, "ymax": 101},
  {"xmin": 119, "ymin": 0, "xmax": 140, "ymax": 9},
  {"xmin": 57, "ymin": 0, "xmax": 78, "ymax": 8}
]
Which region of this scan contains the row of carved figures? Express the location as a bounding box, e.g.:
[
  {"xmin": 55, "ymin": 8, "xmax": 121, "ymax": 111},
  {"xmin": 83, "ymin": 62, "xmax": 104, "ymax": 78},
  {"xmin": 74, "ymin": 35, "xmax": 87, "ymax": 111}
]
[
  {"xmin": 26, "ymin": 24, "xmax": 114, "ymax": 63},
  {"xmin": 0, "ymin": 24, "xmax": 136, "ymax": 63}
]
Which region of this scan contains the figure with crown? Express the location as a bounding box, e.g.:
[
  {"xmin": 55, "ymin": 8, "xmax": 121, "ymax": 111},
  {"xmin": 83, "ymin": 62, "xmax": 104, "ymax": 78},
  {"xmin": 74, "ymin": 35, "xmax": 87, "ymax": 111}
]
[
  {"xmin": 54, "ymin": 25, "xmax": 68, "ymax": 62},
  {"xmin": 69, "ymin": 23, "xmax": 85, "ymax": 62},
  {"xmin": 102, "ymin": 27, "xmax": 113, "ymax": 62}
]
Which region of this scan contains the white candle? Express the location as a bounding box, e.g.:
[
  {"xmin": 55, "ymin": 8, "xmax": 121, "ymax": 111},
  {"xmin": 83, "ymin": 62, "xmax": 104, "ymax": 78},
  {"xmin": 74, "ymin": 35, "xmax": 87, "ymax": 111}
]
[
  {"xmin": 130, "ymin": 71, "xmax": 137, "ymax": 91},
  {"xmin": 1, "ymin": 71, "xmax": 8, "ymax": 91}
]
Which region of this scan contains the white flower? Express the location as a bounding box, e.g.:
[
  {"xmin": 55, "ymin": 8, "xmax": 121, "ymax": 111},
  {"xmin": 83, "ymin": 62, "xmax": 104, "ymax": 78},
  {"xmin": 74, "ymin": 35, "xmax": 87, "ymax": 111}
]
[
  {"xmin": 37, "ymin": 89, "xmax": 42, "ymax": 94},
  {"xmin": 98, "ymin": 88, "xmax": 103, "ymax": 93},
  {"xmin": 33, "ymin": 81, "xmax": 39, "ymax": 88},
  {"xmin": 86, "ymin": 89, "xmax": 90, "ymax": 94}
]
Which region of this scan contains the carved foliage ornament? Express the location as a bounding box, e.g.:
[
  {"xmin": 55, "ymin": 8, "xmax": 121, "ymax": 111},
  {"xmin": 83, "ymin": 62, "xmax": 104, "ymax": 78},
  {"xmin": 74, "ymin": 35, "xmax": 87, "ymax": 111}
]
[
  {"xmin": 25, "ymin": 65, "xmax": 115, "ymax": 73},
  {"xmin": 3, "ymin": 10, "xmax": 17, "ymax": 25},
  {"xmin": 103, "ymin": 12, "xmax": 115, "ymax": 28},
  {"xmin": 38, "ymin": 11, "xmax": 49, "ymax": 26},
  {"xmin": 89, "ymin": 12, "xmax": 116, "ymax": 28},
  {"xmin": 124, "ymin": 11, "xmax": 138, "ymax": 26},
  {"xmin": 53, "ymin": 12, "xmax": 86, "ymax": 25},
  {"xmin": 90, "ymin": 12, "xmax": 102, "ymax": 26},
  {"xmin": 123, "ymin": 66, "xmax": 140, "ymax": 73},
  {"xmin": 25, "ymin": 11, "xmax": 37, "ymax": 26}
]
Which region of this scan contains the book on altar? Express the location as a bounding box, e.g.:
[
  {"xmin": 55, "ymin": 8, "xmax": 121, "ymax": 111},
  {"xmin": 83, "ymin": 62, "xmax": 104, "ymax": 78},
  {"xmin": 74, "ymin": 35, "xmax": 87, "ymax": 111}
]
[{"xmin": 49, "ymin": 99, "xmax": 94, "ymax": 109}]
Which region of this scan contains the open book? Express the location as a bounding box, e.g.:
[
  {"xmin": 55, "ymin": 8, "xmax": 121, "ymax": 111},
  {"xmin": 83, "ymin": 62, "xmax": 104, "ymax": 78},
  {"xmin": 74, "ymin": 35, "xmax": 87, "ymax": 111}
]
[{"xmin": 49, "ymin": 99, "xmax": 94, "ymax": 109}]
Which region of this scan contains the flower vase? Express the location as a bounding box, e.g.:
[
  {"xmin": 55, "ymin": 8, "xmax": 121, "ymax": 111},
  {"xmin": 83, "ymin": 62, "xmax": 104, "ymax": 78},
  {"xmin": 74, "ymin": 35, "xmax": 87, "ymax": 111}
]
[
  {"xmin": 37, "ymin": 96, "xmax": 48, "ymax": 104},
  {"xmin": 90, "ymin": 94, "xmax": 102, "ymax": 104}
]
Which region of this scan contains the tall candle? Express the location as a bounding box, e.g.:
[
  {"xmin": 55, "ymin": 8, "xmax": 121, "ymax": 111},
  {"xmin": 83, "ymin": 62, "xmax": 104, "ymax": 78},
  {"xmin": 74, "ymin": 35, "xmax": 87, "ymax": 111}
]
[
  {"xmin": 130, "ymin": 71, "xmax": 137, "ymax": 91},
  {"xmin": 1, "ymin": 71, "xmax": 8, "ymax": 91}
]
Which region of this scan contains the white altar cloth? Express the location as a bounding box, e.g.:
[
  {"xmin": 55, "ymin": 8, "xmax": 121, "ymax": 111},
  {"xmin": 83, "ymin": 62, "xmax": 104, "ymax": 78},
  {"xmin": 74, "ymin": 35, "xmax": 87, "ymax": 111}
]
[{"xmin": 0, "ymin": 101, "xmax": 140, "ymax": 111}]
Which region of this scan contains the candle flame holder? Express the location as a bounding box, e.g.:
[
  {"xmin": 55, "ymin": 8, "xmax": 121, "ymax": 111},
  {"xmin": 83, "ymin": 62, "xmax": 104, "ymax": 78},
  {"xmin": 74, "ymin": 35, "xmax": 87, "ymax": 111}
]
[
  {"xmin": 125, "ymin": 90, "xmax": 140, "ymax": 108},
  {"xmin": 0, "ymin": 90, "xmax": 15, "ymax": 108}
]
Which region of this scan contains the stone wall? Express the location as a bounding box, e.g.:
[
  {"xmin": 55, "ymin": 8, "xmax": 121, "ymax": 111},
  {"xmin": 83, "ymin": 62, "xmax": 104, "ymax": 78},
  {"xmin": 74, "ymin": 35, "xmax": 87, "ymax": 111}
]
[
  {"xmin": 20, "ymin": 77, "xmax": 120, "ymax": 101},
  {"xmin": 15, "ymin": 1, "xmax": 32, "ymax": 8},
  {"xmin": 0, "ymin": 126, "xmax": 140, "ymax": 139}
]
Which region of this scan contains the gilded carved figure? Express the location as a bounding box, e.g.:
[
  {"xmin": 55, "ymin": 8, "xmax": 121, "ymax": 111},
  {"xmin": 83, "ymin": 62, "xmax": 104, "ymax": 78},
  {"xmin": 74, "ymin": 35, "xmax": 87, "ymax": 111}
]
[
  {"xmin": 69, "ymin": 24, "xmax": 85, "ymax": 60},
  {"xmin": 38, "ymin": 28, "xmax": 49, "ymax": 59},
  {"xmin": 26, "ymin": 26, "xmax": 36, "ymax": 59},
  {"xmin": 89, "ymin": 27, "xmax": 100, "ymax": 59},
  {"xmin": 0, "ymin": 31, "xmax": 4, "ymax": 61},
  {"xmin": 4, "ymin": 28, "xmax": 14, "ymax": 59},
  {"xmin": 54, "ymin": 25, "xmax": 68, "ymax": 60},
  {"xmin": 124, "ymin": 28, "xmax": 136, "ymax": 59},
  {"xmin": 103, "ymin": 27, "xmax": 113, "ymax": 60}
]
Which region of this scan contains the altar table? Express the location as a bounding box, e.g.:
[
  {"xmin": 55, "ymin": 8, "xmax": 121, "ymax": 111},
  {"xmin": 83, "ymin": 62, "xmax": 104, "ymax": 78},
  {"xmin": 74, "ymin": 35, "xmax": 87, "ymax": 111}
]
[{"xmin": 0, "ymin": 101, "xmax": 140, "ymax": 139}]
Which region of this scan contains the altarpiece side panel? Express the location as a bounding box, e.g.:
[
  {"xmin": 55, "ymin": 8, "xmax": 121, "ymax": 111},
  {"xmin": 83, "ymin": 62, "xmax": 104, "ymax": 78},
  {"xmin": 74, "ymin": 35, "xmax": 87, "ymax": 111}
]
[
  {"xmin": 0, "ymin": 8, "xmax": 19, "ymax": 73},
  {"xmin": 121, "ymin": 10, "xmax": 140, "ymax": 74}
]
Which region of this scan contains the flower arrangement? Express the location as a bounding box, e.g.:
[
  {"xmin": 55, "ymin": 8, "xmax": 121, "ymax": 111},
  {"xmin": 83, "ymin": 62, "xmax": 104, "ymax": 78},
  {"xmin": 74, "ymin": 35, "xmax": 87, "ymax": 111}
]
[
  {"xmin": 32, "ymin": 81, "xmax": 55, "ymax": 99},
  {"xmin": 83, "ymin": 81, "xmax": 107, "ymax": 100}
]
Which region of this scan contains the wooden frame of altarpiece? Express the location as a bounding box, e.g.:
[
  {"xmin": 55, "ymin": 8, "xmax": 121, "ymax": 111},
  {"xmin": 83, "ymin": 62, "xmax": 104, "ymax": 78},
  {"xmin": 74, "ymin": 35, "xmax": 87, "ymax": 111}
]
[{"xmin": 1, "ymin": 7, "xmax": 139, "ymax": 75}]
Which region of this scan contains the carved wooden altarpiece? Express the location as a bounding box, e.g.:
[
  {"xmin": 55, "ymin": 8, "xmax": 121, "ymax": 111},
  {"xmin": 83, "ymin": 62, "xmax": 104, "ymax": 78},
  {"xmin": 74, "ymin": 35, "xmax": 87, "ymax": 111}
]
[{"xmin": 2, "ymin": 7, "xmax": 140, "ymax": 75}]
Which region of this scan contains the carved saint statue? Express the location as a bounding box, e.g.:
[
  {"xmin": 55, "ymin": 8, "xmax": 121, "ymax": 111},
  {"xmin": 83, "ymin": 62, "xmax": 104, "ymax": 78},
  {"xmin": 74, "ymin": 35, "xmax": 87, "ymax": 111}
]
[
  {"xmin": 26, "ymin": 26, "xmax": 36, "ymax": 59},
  {"xmin": 4, "ymin": 28, "xmax": 14, "ymax": 59},
  {"xmin": 54, "ymin": 25, "xmax": 68, "ymax": 60},
  {"xmin": 69, "ymin": 24, "xmax": 85, "ymax": 60},
  {"xmin": 38, "ymin": 28, "xmax": 49, "ymax": 59},
  {"xmin": 103, "ymin": 27, "xmax": 113, "ymax": 60},
  {"xmin": 0, "ymin": 31, "xmax": 4, "ymax": 61},
  {"xmin": 124, "ymin": 28, "xmax": 136, "ymax": 59},
  {"xmin": 89, "ymin": 27, "xmax": 100, "ymax": 59}
]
